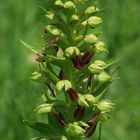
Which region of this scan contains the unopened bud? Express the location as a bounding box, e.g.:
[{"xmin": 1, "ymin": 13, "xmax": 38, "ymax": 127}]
[
  {"xmin": 88, "ymin": 16, "xmax": 102, "ymax": 27},
  {"xmin": 98, "ymin": 71, "xmax": 111, "ymax": 83},
  {"xmin": 85, "ymin": 6, "xmax": 99, "ymax": 14},
  {"xmin": 56, "ymin": 80, "xmax": 72, "ymax": 91},
  {"xmin": 65, "ymin": 47, "xmax": 80, "ymax": 58},
  {"xmin": 64, "ymin": 1, "xmax": 75, "ymax": 9},
  {"xmin": 96, "ymin": 100, "xmax": 114, "ymax": 112},
  {"xmin": 84, "ymin": 34, "xmax": 98, "ymax": 44}
]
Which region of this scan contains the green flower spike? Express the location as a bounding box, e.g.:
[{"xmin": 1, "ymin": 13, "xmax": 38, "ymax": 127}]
[{"xmin": 22, "ymin": 1, "xmax": 118, "ymax": 140}]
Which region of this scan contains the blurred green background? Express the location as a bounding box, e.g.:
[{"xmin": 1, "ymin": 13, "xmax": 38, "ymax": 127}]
[{"xmin": 0, "ymin": 0, "xmax": 140, "ymax": 140}]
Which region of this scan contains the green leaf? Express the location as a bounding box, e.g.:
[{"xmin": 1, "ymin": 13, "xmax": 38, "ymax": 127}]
[
  {"xmin": 20, "ymin": 39, "xmax": 40, "ymax": 53},
  {"xmin": 105, "ymin": 57, "xmax": 120, "ymax": 67},
  {"xmin": 48, "ymin": 114, "xmax": 66, "ymax": 134},
  {"xmin": 94, "ymin": 81, "xmax": 112, "ymax": 96},
  {"xmin": 23, "ymin": 120, "xmax": 60, "ymax": 138}
]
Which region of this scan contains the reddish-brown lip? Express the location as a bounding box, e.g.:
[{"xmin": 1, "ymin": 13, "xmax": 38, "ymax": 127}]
[
  {"xmin": 74, "ymin": 105, "xmax": 85, "ymax": 120},
  {"xmin": 67, "ymin": 88, "xmax": 79, "ymax": 103}
]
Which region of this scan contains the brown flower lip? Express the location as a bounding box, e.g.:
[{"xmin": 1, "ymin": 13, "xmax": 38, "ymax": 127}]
[
  {"xmin": 82, "ymin": 52, "xmax": 93, "ymax": 65},
  {"xmin": 86, "ymin": 113, "xmax": 100, "ymax": 137},
  {"xmin": 71, "ymin": 52, "xmax": 93, "ymax": 70},
  {"xmin": 54, "ymin": 112, "xmax": 66, "ymax": 126},
  {"xmin": 74, "ymin": 105, "xmax": 85, "ymax": 120},
  {"xmin": 86, "ymin": 123, "xmax": 97, "ymax": 137},
  {"xmin": 67, "ymin": 88, "xmax": 79, "ymax": 103},
  {"xmin": 59, "ymin": 70, "xmax": 65, "ymax": 80}
]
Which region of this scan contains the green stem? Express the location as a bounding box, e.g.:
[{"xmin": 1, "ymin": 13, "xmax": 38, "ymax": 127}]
[{"xmin": 98, "ymin": 122, "xmax": 102, "ymax": 140}]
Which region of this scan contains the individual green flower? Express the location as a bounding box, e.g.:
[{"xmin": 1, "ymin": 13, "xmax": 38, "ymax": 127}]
[
  {"xmin": 96, "ymin": 100, "xmax": 114, "ymax": 112},
  {"xmin": 95, "ymin": 41, "xmax": 108, "ymax": 53},
  {"xmin": 88, "ymin": 16, "xmax": 102, "ymax": 27},
  {"xmin": 84, "ymin": 94, "xmax": 96, "ymax": 104},
  {"xmin": 65, "ymin": 46, "xmax": 80, "ymax": 58},
  {"xmin": 88, "ymin": 60, "xmax": 107, "ymax": 74},
  {"xmin": 85, "ymin": 6, "xmax": 99, "ymax": 14},
  {"xmin": 98, "ymin": 71, "xmax": 111, "ymax": 83},
  {"xmin": 56, "ymin": 80, "xmax": 72, "ymax": 91},
  {"xmin": 55, "ymin": 0, "xmax": 64, "ymax": 7},
  {"xmin": 66, "ymin": 122, "xmax": 86, "ymax": 137},
  {"xmin": 78, "ymin": 95, "xmax": 89, "ymax": 108},
  {"xmin": 71, "ymin": 15, "xmax": 79, "ymax": 21},
  {"xmin": 84, "ymin": 34, "xmax": 98, "ymax": 44},
  {"xmin": 64, "ymin": 1, "xmax": 75, "ymax": 9}
]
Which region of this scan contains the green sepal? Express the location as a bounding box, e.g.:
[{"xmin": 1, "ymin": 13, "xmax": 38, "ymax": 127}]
[{"xmin": 23, "ymin": 121, "xmax": 61, "ymax": 138}]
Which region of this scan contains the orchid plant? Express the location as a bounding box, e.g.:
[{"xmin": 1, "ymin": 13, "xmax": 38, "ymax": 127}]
[{"xmin": 21, "ymin": 0, "xmax": 119, "ymax": 140}]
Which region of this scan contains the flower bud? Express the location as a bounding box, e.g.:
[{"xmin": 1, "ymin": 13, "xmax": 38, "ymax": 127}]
[
  {"xmin": 66, "ymin": 122, "xmax": 85, "ymax": 137},
  {"xmin": 88, "ymin": 16, "xmax": 102, "ymax": 27},
  {"xmin": 84, "ymin": 34, "xmax": 98, "ymax": 44},
  {"xmin": 96, "ymin": 100, "xmax": 114, "ymax": 112},
  {"xmin": 56, "ymin": 80, "xmax": 72, "ymax": 91},
  {"xmin": 35, "ymin": 104, "xmax": 53, "ymax": 114},
  {"xmin": 55, "ymin": 0, "xmax": 64, "ymax": 7},
  {"xmin": 85, "ymin": 6, "xmax": 99, "ymax": 14},
  {"xmin": 95, "ymin": 41, "xmax": 108, "ymax": 53},
  {"xmin": 98, "ymin": 71, "xmax": 111, "ymax": 83},
  {"xmin": 64, "ymin": 1, "xmax": 75, "ymax": 9},
  {"xmin": 65, "ymin": 47, "xmax": 80, "ymax": 58},
  {"xmin": 88, "ymin": 60, "xmax": 107, "ymax": 74},
  {"xmin": 71, "ymin": 15, "xmax": 79, "ymax": 21}
]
